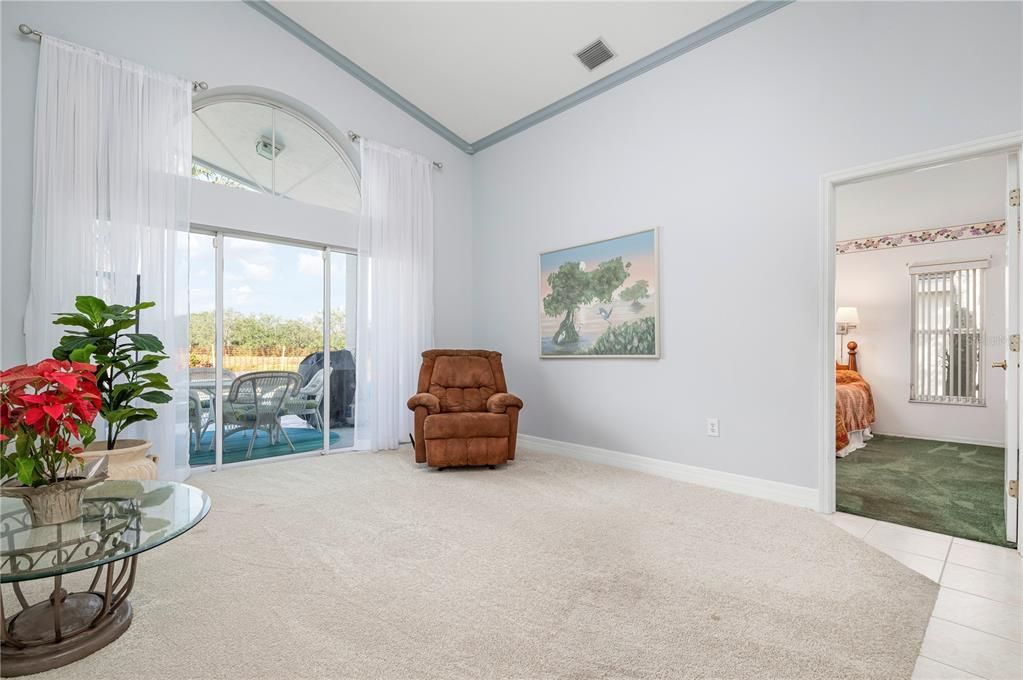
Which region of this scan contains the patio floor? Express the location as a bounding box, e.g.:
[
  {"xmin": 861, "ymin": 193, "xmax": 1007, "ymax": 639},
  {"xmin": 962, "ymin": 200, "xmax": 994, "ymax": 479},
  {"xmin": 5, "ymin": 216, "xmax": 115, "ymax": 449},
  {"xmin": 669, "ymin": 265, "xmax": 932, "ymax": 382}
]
[{"xmin": 189, "ymin": 425, "xmax": 355, "ymax": 466}]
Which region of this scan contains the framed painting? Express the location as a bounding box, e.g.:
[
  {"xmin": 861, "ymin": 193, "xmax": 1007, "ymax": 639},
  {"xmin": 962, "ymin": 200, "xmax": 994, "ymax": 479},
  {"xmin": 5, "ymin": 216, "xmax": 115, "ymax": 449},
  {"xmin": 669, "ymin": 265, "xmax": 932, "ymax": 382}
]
[{"xmin": 538, "ymin": 228, "xmax": 660, "ymax": 358}]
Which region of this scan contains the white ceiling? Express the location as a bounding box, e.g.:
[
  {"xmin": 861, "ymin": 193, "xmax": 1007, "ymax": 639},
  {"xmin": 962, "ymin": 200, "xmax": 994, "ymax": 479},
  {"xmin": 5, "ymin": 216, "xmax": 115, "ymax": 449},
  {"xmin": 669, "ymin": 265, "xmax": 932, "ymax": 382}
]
[
  {"xmin": 269, "ymin": 1, "xmax": 746, "ymax": 143},
  {"xmin": 836, "ymin": 154, "xmax": 1007, "ymax": 241}
]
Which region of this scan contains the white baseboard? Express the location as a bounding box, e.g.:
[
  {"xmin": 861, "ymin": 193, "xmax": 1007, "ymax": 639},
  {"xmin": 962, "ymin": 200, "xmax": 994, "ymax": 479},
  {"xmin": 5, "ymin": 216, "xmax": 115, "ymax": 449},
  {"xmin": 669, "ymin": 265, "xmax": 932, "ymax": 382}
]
[
  {"xmin": 519, "ymin": 434, "xmax": 819, "ymax": 510},
  {"xmin": 872, "ymin": 430, "xmax": 1005, "ymax": 448}
]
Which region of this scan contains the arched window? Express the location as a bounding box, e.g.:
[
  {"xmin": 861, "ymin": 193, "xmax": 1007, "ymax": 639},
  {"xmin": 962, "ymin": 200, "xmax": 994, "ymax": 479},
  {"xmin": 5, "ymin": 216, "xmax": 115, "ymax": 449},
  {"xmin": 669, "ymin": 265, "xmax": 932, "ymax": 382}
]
[{"xmin": 191, "ymin": 96, "xmax": 360, "ymax": 213}]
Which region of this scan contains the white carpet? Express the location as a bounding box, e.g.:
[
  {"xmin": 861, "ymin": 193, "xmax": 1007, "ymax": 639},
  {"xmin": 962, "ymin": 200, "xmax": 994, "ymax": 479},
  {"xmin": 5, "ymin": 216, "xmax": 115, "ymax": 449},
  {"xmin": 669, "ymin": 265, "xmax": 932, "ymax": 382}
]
[{"xmin": 32, "ymin": 448, "xmax": 937, "ymax": 679}]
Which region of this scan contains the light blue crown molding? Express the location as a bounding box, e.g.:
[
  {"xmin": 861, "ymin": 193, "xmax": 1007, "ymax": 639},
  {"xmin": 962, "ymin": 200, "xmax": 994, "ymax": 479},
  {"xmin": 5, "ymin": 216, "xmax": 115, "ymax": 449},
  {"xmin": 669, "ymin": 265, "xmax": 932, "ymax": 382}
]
[
  {"xmin": 244, "ymin": 0, "xmax": 793, "ymax": 155},
  {"xmin": 243, "ymin": 0, "xmax": 474, "ymax": 154}
]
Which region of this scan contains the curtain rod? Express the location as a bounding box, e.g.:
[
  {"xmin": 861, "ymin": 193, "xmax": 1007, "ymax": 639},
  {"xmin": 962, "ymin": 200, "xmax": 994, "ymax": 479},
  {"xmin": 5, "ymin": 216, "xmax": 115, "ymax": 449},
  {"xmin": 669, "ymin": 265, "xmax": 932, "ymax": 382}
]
[
  {"xmin": 18, "ymin": 24, "xmax": 208, "ymax": 93},
  {"xmin": 347, "ymin": 130, "xmax": 443, "ymax": 170}
]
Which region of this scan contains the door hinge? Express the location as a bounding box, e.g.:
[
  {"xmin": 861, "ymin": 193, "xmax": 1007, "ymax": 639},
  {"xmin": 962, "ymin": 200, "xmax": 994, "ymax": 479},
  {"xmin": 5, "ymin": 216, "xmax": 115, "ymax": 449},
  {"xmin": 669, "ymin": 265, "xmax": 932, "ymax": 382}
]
[
  {"xmin": 1010, "ymin": 479, "xmax": 1019, "ymax": 499},
  {"xmin": 1011, "ymin": 334, "xmax": 1021, "ymax": 352},
  {"xmin": 1011, "ymin": 188, "xmax": 1021, "ymax": 208}
]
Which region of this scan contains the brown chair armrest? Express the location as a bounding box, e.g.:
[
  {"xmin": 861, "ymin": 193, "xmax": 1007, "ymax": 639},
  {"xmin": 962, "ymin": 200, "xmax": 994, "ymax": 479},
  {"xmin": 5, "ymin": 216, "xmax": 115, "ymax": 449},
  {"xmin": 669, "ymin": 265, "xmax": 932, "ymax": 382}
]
[
  {"xmin": 407, "ymin": 393, "xmax": 441, "ymax": 414},
  {"xmin": 486, "ymin": 392, "xmax": 523, "ymax": 414}
]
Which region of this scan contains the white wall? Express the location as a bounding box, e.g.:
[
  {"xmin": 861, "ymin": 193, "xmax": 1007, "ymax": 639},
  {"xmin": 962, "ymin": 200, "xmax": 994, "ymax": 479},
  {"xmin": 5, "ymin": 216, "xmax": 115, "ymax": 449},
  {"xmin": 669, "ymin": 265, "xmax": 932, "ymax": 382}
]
[
  {"xmin": 837, "ymin": 237, "xmax": 1007, "ymax": 447},
  {"xmin": 0, "ymin": 0, "xmax": 474, "ymax": 367},
  {"xmin": 836, "ymin": 153, "xmax": 1006, "ymax": 240},
  {"xmin": 471, "ymin": 1, "xmax": 1022, "ymax": 490}
]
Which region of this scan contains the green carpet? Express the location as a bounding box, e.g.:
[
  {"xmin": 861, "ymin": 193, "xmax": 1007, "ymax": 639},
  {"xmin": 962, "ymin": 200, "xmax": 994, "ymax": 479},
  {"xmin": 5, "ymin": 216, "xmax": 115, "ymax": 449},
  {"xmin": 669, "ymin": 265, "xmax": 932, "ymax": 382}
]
[{"xmin": 837, "ymin": 434, "xmax": 1013, "ymax": 547}]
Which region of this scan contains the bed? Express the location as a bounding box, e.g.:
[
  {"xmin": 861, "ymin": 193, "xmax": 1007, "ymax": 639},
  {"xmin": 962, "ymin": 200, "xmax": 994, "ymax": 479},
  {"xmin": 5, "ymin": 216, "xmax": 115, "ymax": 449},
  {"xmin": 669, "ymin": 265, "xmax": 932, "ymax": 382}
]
[{"xmin": 835, "ymin": 341, "xmax": 875, "ymax": 457}]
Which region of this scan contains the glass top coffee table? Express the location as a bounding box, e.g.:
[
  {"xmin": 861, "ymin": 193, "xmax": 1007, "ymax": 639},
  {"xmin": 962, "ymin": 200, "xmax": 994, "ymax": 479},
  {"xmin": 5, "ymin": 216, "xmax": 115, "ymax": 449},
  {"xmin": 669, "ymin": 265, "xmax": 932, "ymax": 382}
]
[{"xmin": 0, "ymin": 480, "xmax": 210, "ymax": 677}]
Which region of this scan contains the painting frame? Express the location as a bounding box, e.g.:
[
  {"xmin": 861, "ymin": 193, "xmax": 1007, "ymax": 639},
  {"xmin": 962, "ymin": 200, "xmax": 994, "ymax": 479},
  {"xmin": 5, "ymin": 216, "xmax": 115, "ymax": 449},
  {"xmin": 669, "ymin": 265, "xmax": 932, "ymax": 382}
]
[{"xmin": 538, "ymin": 227, "xmax": 661, "ymax": 359}]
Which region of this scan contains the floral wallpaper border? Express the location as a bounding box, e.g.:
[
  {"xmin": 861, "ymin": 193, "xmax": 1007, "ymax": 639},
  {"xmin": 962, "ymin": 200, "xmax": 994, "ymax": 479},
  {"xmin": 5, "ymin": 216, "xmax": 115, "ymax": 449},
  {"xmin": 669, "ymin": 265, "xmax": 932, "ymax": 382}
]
[{"xmin": 836, "ymin": 220, "xmax": 1006, "ymax": 254}]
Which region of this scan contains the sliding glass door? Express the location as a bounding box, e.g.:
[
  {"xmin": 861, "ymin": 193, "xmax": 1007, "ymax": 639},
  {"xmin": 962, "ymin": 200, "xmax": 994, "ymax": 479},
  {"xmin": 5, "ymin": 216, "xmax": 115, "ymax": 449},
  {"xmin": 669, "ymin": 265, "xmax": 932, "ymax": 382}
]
[
  {"xmin": 188, "ymin": 230, "xmax": 358, "ymax": 468},
  {"xmin": 328, "ymin": 251, "xmax": 357, "ymax": 451},
  {"xmin": 187, "ymin": 233, "xmax": 217, "ymax": 464}
]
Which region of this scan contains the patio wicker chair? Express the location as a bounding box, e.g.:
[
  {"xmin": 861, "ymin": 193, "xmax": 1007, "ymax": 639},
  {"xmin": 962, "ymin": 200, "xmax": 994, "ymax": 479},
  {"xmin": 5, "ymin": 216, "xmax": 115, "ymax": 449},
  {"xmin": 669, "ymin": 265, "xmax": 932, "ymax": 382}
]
[
  {"xmin": 282, "ymin": 367, "xmax": 331, "ymax": 431},
  {"xmin": 188, "ymin": 368, "xmax": 238, "ymax": 451},
  {"xmin": 188, "ymin": 367, "xmax": 237, "ymax": 383},
  {"xmin": 188, "ymin": 389, "xmax": 206, "ymax": 452},
  {"xmin": 222, "ymin": 371, "xmax": 303, "ymax": 459}
]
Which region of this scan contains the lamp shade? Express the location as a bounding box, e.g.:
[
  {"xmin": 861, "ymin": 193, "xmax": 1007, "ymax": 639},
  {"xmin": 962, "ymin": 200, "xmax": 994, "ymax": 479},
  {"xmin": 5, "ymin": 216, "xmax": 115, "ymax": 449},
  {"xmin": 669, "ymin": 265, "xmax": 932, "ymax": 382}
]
[{"xmin": 836, "ymin": 307, "xmax": 860, "ymax": 325}]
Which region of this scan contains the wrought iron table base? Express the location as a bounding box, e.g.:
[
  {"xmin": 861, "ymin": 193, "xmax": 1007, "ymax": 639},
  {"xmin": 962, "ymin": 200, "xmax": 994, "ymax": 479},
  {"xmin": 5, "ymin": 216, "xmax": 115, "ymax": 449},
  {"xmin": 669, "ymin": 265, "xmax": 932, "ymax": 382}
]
[{"xmin": 1, "ymin": 555, "xmax": 137, "ymax": 677}]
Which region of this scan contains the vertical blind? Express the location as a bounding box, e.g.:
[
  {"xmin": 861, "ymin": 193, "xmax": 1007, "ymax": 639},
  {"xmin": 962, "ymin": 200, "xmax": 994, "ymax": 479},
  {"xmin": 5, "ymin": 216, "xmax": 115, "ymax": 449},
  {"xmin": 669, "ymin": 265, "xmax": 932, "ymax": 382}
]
[{"xmin": 909, "ymin": 259, "xmax": 988, "ymax": 405}]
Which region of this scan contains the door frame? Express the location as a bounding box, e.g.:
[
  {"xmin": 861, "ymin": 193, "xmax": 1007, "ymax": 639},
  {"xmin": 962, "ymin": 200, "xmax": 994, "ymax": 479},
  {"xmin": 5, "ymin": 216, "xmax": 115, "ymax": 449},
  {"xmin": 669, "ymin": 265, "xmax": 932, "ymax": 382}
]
[{"xmin": 816, "ymin": 132, "xmax": 1023, "ymax": 552}]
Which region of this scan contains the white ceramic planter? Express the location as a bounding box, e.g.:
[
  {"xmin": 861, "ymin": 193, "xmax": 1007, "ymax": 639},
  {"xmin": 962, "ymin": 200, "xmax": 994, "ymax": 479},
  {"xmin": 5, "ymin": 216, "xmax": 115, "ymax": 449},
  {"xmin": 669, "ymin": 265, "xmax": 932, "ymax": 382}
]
[
  {"xmin": 82, "ymin": 439, "xmax": 158, "ymax": 480},
  {"xmin": 1, "ymin": 477, "xmax": 96, "ymax": 525}
]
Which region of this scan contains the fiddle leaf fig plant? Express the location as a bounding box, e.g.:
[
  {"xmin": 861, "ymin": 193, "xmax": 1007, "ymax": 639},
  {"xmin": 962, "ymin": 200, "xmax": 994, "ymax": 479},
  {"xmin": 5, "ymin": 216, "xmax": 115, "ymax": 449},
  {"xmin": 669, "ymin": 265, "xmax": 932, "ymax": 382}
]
[{"xmin": 53, "ymin": 296, "xmax": 173, "ymax": 450}]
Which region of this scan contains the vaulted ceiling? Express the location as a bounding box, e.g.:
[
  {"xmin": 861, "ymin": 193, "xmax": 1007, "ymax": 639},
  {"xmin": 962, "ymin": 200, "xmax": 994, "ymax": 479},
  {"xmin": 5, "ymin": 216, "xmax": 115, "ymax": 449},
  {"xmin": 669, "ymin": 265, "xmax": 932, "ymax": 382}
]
[{"xmin": 259, "ymin": 1, "xmax": 768, "ymax": 151}]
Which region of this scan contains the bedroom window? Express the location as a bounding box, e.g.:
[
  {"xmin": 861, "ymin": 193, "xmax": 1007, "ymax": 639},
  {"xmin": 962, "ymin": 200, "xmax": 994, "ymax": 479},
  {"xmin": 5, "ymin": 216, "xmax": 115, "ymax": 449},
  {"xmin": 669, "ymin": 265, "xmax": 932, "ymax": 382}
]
[{"xmin": 909, "ymin": 259, "xmax": 988, "ymax": 406}]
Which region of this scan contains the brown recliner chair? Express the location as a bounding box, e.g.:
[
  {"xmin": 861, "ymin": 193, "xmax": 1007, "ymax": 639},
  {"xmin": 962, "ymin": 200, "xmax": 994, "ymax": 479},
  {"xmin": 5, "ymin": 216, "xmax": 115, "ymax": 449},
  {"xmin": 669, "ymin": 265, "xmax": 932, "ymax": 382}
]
[{"xmin": 407, "ymin": 349, "xmax": 523, "ymax": 468}]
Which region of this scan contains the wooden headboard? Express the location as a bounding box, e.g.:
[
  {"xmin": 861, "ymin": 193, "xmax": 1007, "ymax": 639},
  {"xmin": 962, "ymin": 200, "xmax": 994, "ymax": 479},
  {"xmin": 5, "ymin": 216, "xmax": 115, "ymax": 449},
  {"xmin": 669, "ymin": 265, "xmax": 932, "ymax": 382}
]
[{"xmin": 836, "ymin": 341, "xmax": 858, "ymax": 372}]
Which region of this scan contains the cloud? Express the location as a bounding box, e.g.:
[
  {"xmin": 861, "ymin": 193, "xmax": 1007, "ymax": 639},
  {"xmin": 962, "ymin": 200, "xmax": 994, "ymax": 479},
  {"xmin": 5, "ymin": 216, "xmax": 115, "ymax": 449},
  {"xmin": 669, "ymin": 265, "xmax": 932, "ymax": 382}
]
[
  {"xmin": 240, "ymin": 259, "xmax": 272, "ymax": 280},
  {"xmin": 231, "ymin": 285, "xmax": 254, "ymax": 304},
  {"xmin": 297, "ymin": 253, "xmax": 322, "ymax": 277},
  {"xmin": 189, "ymin": 287, "xmax": 215, "ymax": 313}
]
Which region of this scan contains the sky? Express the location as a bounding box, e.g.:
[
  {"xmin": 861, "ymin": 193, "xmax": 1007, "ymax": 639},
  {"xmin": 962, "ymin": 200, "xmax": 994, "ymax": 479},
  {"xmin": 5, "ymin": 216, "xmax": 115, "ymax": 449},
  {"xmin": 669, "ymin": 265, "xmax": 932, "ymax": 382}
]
[{"xmin": 189, "ymin": 233, "xmax": 351, "ymax": 319}]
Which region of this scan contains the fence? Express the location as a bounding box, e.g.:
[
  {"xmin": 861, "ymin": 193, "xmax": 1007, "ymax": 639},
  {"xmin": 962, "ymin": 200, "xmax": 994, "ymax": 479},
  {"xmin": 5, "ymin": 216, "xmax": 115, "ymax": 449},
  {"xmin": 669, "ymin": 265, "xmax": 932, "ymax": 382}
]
[{"xmin": 190, "ymin": 345, "xmax": 325, "ymax": 374}]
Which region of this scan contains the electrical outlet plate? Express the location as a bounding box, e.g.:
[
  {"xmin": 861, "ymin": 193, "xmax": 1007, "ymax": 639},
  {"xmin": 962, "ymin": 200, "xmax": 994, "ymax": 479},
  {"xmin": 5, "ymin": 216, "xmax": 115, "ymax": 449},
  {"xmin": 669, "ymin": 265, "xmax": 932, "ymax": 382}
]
[{"xmin": 706, "ymin": 418, "xmax": 720, "ymax": 437}]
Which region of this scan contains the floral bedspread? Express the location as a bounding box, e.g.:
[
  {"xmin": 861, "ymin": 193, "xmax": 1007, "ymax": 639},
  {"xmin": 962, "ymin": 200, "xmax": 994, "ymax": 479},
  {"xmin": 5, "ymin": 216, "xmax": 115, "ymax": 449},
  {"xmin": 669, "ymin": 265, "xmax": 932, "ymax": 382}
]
[{"xmin": 836, "ymin": 369, "xmax": 875, "ymax": 452}]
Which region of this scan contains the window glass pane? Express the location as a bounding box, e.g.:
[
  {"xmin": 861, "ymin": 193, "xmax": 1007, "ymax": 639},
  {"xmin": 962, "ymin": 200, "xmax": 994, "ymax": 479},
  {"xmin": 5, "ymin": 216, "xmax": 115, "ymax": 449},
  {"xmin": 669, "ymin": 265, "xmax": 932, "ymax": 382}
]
[
  {"xmin": 273, "ymin": 110, "xmax": 360, "ymax": 212},
  {"xmin": 910, "ymin": 267, "xmax": 984, "ymax": 405},
  {"xmin": 193, "ymin": 101, "xmax": 273, "ymax": 193},
  {"xmin": 191, "ymin": 100, "xmax": 359, "ymax": 213},
  {"xmin": 188, "ymin": 233, "xmax": 216, "ymax": 466},
  {"xmin": 217, "ymin": 236, "xmax": 325, "ymax": 462},
  {"xmin": 329, "ymin": 251, "xmax": 357, "ymax": 450}
]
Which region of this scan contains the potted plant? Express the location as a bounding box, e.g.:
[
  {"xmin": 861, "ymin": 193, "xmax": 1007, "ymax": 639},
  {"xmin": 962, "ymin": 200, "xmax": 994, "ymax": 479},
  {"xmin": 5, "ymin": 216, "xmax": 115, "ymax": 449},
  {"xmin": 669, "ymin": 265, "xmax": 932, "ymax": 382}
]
[
  {"xmin": 0, "ymin": 359, "xmax": 107, "ymax": 524},
  {"xmin": 53, "ymin": 296, "xmax": 172, "ymax": 480}
]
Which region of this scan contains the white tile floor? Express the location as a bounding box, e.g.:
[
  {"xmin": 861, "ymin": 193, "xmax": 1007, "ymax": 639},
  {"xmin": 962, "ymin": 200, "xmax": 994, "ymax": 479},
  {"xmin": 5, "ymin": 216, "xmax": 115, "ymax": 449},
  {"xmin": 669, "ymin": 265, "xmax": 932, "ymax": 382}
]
[{"xmin": 822, "ymin": 513, "xmax": 1022, "ymax": 680}]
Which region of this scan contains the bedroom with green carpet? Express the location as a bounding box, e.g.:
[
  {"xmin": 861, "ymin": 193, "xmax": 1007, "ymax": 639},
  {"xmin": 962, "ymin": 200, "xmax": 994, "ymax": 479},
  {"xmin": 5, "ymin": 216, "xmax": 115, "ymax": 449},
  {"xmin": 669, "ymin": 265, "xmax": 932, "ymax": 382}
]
[
  {"xmin": 837, "ymin": 434, "xmax": 1011, "ymax": 547},
  {"xmin": 833, "ymin": 151, "xmax": 1018, "ymax": 551}
]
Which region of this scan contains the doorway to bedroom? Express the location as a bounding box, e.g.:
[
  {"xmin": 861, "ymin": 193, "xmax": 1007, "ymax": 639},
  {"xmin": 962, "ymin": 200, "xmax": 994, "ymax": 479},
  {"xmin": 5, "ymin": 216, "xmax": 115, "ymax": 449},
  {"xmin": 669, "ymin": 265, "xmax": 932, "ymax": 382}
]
[{"xmin": 824, "ymin": 141, "xmax": 1021, "ymax": 550}]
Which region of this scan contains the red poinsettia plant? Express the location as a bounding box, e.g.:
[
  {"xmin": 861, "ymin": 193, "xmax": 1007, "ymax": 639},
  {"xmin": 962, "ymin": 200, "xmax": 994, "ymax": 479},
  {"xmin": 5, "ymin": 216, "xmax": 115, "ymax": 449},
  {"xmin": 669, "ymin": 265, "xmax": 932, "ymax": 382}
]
[{"xmin": 0, "ymin": 359, "xmax": 101, "ymax": 487}]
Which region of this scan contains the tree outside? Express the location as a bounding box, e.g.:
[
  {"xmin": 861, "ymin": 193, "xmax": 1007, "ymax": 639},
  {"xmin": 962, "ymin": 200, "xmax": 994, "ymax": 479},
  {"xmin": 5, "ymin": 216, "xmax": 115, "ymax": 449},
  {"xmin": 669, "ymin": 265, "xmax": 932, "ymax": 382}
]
[{"xmin": 190, "ymin": 309, "xmax": 347, "ymax": 373}]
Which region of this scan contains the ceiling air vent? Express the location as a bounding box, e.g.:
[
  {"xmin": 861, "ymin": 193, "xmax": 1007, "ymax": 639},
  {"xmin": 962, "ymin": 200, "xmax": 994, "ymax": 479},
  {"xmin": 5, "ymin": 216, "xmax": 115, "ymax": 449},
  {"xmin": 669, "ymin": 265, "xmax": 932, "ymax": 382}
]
[{"xmin": 575, "ymin": 38, "xmax": 615, "ymax": 71}]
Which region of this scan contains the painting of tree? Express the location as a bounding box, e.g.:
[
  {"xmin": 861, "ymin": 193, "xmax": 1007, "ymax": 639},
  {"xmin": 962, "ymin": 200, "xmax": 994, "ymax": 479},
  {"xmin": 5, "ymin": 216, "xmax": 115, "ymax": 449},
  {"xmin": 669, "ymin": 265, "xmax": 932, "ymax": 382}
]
[
  {"xmin": 543, "ymin": 257, "xmax": 630, "ymax": 344},
  {"xmin": 539, "ymin": 229, "xmax": 659, "ymax": 358},
  {"xmin": 619, "ymin": 280, "xmax": 649, "ymax": 309}
]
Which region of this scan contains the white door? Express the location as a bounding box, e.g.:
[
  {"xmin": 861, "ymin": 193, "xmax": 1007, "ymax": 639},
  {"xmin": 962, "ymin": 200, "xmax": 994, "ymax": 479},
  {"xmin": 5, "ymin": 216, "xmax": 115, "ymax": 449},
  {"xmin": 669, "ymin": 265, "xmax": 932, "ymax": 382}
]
[{"xmin": 1004, "ymin": 151, "xmax": 1021, "ymax": 546}]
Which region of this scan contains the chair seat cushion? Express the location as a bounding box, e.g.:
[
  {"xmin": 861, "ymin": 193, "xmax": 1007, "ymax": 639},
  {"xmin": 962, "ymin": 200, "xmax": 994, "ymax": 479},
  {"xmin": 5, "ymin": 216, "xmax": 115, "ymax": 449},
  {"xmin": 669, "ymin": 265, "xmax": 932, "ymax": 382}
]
[
  {"xmin": 284, "ymin": 397, "xmax": 320, "ymax": 410},
  {"xmin": 423, "ymin": 412, "xmax": 510, "ymax": 440},
  {"xmin": 226, "ymin": 404, "xmax": 258, "ymax": 422}
]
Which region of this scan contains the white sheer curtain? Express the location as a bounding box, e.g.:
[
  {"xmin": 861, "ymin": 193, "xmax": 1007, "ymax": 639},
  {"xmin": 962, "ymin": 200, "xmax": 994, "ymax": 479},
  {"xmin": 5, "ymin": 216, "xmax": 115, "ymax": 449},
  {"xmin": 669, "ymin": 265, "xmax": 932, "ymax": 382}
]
[
  {"xmin": 354, "ymin": 139, "xmax": 435, "ymax": 451},
  {"xmin": 24, "ymin": 36, "xmax": 192, "ymax": 480}
]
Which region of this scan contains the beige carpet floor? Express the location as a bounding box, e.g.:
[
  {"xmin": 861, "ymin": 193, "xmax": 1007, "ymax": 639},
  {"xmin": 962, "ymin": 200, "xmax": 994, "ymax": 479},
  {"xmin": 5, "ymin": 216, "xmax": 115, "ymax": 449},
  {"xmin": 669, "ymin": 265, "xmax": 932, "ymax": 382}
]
[{"xmin": 27, "ymin": 448, "xmax": 937, "ymax": 679}]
